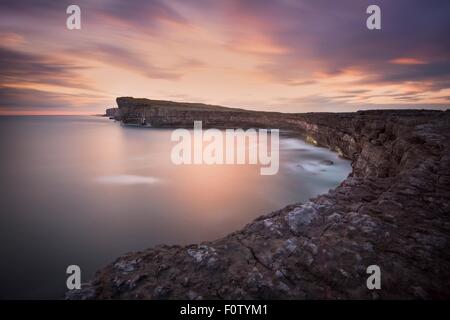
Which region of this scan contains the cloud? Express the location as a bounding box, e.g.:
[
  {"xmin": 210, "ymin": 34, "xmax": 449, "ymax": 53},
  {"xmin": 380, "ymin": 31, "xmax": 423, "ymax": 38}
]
[
  {"xmin": 286, "ymin": 80, "xmax": 316, "ymax": 87},
  {"xmin": 229, "ymin": 0, "xmax": 450, "ymax": 91},
  {"xmin": 0, "ymin": 47, "xmax": 91, "ymax": 89},
  {"xmin": 95, "ymin": 175, "xmax": 160, "ymax": 185},
  {"xmin": 0, "ymin": 87, "xmax": 107, "ymax": 114},
  {"xmin": 0, "ymin": 32, "xmax": 25, "ymax": 47},
  {"xmin": 389, "ymin": 58, "xmax": 427, "ymax": 65},
  {"xmin": 0, "ymin": 46, "xmax": 106, "ymax": 114},
  {"xmin": 95, "ymin": 0, "xmax": 186, "ymax": 28},
  {"xmin": 70, "ymin": 43, "xmax": 181, "ymax": 80},
  {"xmin": 0, "ymin": 0, "xmax": 449, "ymax": 113},
  {"xmin": 0, "ymin": 0, "xmax": 186, "ymax": 28},
  {"xmin": 272, "ymin": 95, "xmax": 357, "ymax": 113}
]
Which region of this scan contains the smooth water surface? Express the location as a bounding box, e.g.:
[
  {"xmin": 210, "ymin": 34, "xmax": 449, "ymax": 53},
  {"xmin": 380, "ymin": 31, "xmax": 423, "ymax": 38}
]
[{"xmin": 0, "ymin": 116, "xmax": 351, "ymax": 298}]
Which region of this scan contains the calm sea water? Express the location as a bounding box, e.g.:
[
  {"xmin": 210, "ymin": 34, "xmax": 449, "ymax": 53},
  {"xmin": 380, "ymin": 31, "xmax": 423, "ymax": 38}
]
[{"xmin": 0, "ymin": 116, "xmax": 351, "ymax": 299}]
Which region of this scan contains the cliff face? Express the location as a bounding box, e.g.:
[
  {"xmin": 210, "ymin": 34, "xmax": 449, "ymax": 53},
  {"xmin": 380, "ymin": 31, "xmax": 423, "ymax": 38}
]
[
  {"xmin": 69, "ymin": 98, "xmax": 450, "ymax": 299},
  {"xmin": 114, "ymin": 97, "xmax": 285, "ymax": 128},
  {"xmin": 105, "ymin": 107, "xmax": 121, "ymax": 119}
]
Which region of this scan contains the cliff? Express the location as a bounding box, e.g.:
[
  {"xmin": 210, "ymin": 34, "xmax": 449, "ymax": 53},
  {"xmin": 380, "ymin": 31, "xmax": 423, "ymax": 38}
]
[
  {"xmin": 111, "ymin": 97, "xmax": 284, "ymax": 128},
  {"xmin": 105, "ymin": 107, "xmax": 121, "ymax": 119},
  {"xmin": 69, "ymin": 98, "xmax": 450, "ymax": 299}
]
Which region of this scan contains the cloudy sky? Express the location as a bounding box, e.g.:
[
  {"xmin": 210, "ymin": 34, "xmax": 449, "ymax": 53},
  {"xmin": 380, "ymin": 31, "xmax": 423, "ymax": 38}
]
[{"xmin": 0, "ymin": 0, "xmax": 449, "ymax": 114}]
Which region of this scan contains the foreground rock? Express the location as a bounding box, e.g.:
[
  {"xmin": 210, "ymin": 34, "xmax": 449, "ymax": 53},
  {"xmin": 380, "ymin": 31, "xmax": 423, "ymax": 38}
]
[{"xmin": 67, "ymin": 99, "xmax": 450, "ymax": 299}]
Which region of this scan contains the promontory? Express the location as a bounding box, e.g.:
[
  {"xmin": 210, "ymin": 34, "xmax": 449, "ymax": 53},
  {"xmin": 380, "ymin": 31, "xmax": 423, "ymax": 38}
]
[{"xmin": 69, "ymin": 97, "xmax": 450, "ymax": 299}]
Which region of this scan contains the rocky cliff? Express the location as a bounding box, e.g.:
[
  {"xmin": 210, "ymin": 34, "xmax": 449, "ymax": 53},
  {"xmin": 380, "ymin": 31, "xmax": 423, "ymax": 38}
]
[
  {"xmin": 69, "ymin": 98, "xmax": 450, "ymax": 299},
  {"xmin": 105, "ymin": 107, "xmax": 121, "ymax": 119},
  {"xmin": 111, "ymin": 97, "xmax": 285, "ymax": 128}
]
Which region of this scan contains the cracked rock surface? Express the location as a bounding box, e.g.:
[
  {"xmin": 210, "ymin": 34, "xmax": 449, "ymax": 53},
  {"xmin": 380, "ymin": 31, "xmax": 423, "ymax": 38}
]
[{"xmin": 68, "ymin": 104, "xmax": 450, "ymax": 299}]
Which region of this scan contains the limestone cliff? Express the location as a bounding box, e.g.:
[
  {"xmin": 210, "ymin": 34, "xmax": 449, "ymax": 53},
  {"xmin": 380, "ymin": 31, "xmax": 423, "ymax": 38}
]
[
  {"xmin": 105, "ymin": 107, "xmax": 120, "ymax": 119},
  {"xmin": 68, "ymin": 98, "xmax": 450, "ymax": 299}
]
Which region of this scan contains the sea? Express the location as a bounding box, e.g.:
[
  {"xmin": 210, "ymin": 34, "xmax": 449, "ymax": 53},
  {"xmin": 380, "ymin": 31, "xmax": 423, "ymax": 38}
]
[{"xmin": 0, "ymin": 116, "xmax": 351, "ymax": 298}]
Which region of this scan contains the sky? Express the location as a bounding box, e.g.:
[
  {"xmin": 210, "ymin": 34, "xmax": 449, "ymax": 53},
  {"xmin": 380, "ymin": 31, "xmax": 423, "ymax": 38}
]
[{"xmin": 0, "ymin": 0, "xmax": 449, "ymax": 115}]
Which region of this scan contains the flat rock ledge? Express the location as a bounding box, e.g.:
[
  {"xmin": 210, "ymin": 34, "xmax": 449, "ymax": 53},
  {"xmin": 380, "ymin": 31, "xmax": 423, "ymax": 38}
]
[{"xmin": 68, "ymin": 108, "xmax": 450, "ymax": 299}]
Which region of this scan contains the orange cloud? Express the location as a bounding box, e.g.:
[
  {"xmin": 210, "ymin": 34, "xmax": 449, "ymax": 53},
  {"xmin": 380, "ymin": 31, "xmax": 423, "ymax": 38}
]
[
  {"xmin": 0, "ymin": 32, "xmax": 25, "ymax": 47},
  {"xmin": 389, "ymin": 57, "xmax": 427, "ymax": 65}
]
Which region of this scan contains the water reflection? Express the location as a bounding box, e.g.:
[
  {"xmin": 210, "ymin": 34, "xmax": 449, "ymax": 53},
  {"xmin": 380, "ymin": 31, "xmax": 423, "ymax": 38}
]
[{"xmin": 0, "ymin": 116, "xmax": 351, "ymax": 298}]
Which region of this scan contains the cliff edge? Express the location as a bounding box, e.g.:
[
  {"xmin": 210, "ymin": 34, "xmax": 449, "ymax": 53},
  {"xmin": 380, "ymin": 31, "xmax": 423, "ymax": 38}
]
[{"xmin": 69, "ymin": 98, "xmax": 450, "ymax": 299}]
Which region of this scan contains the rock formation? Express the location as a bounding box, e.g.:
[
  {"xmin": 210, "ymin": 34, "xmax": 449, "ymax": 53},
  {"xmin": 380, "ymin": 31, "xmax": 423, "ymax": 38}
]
[
  {"xmin": 68, "ymin": 98, "xmax": 450, "ymax": 299},
  {"xmin": 105, "ymin": 107, "xmax": 121, "ymax": 119}
]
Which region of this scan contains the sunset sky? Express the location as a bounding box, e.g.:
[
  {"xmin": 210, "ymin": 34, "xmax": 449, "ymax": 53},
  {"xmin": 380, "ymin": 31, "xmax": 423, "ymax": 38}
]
[{"xmin": 0, "ymin": 0, "xmax": 449, "ymax": 115}]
